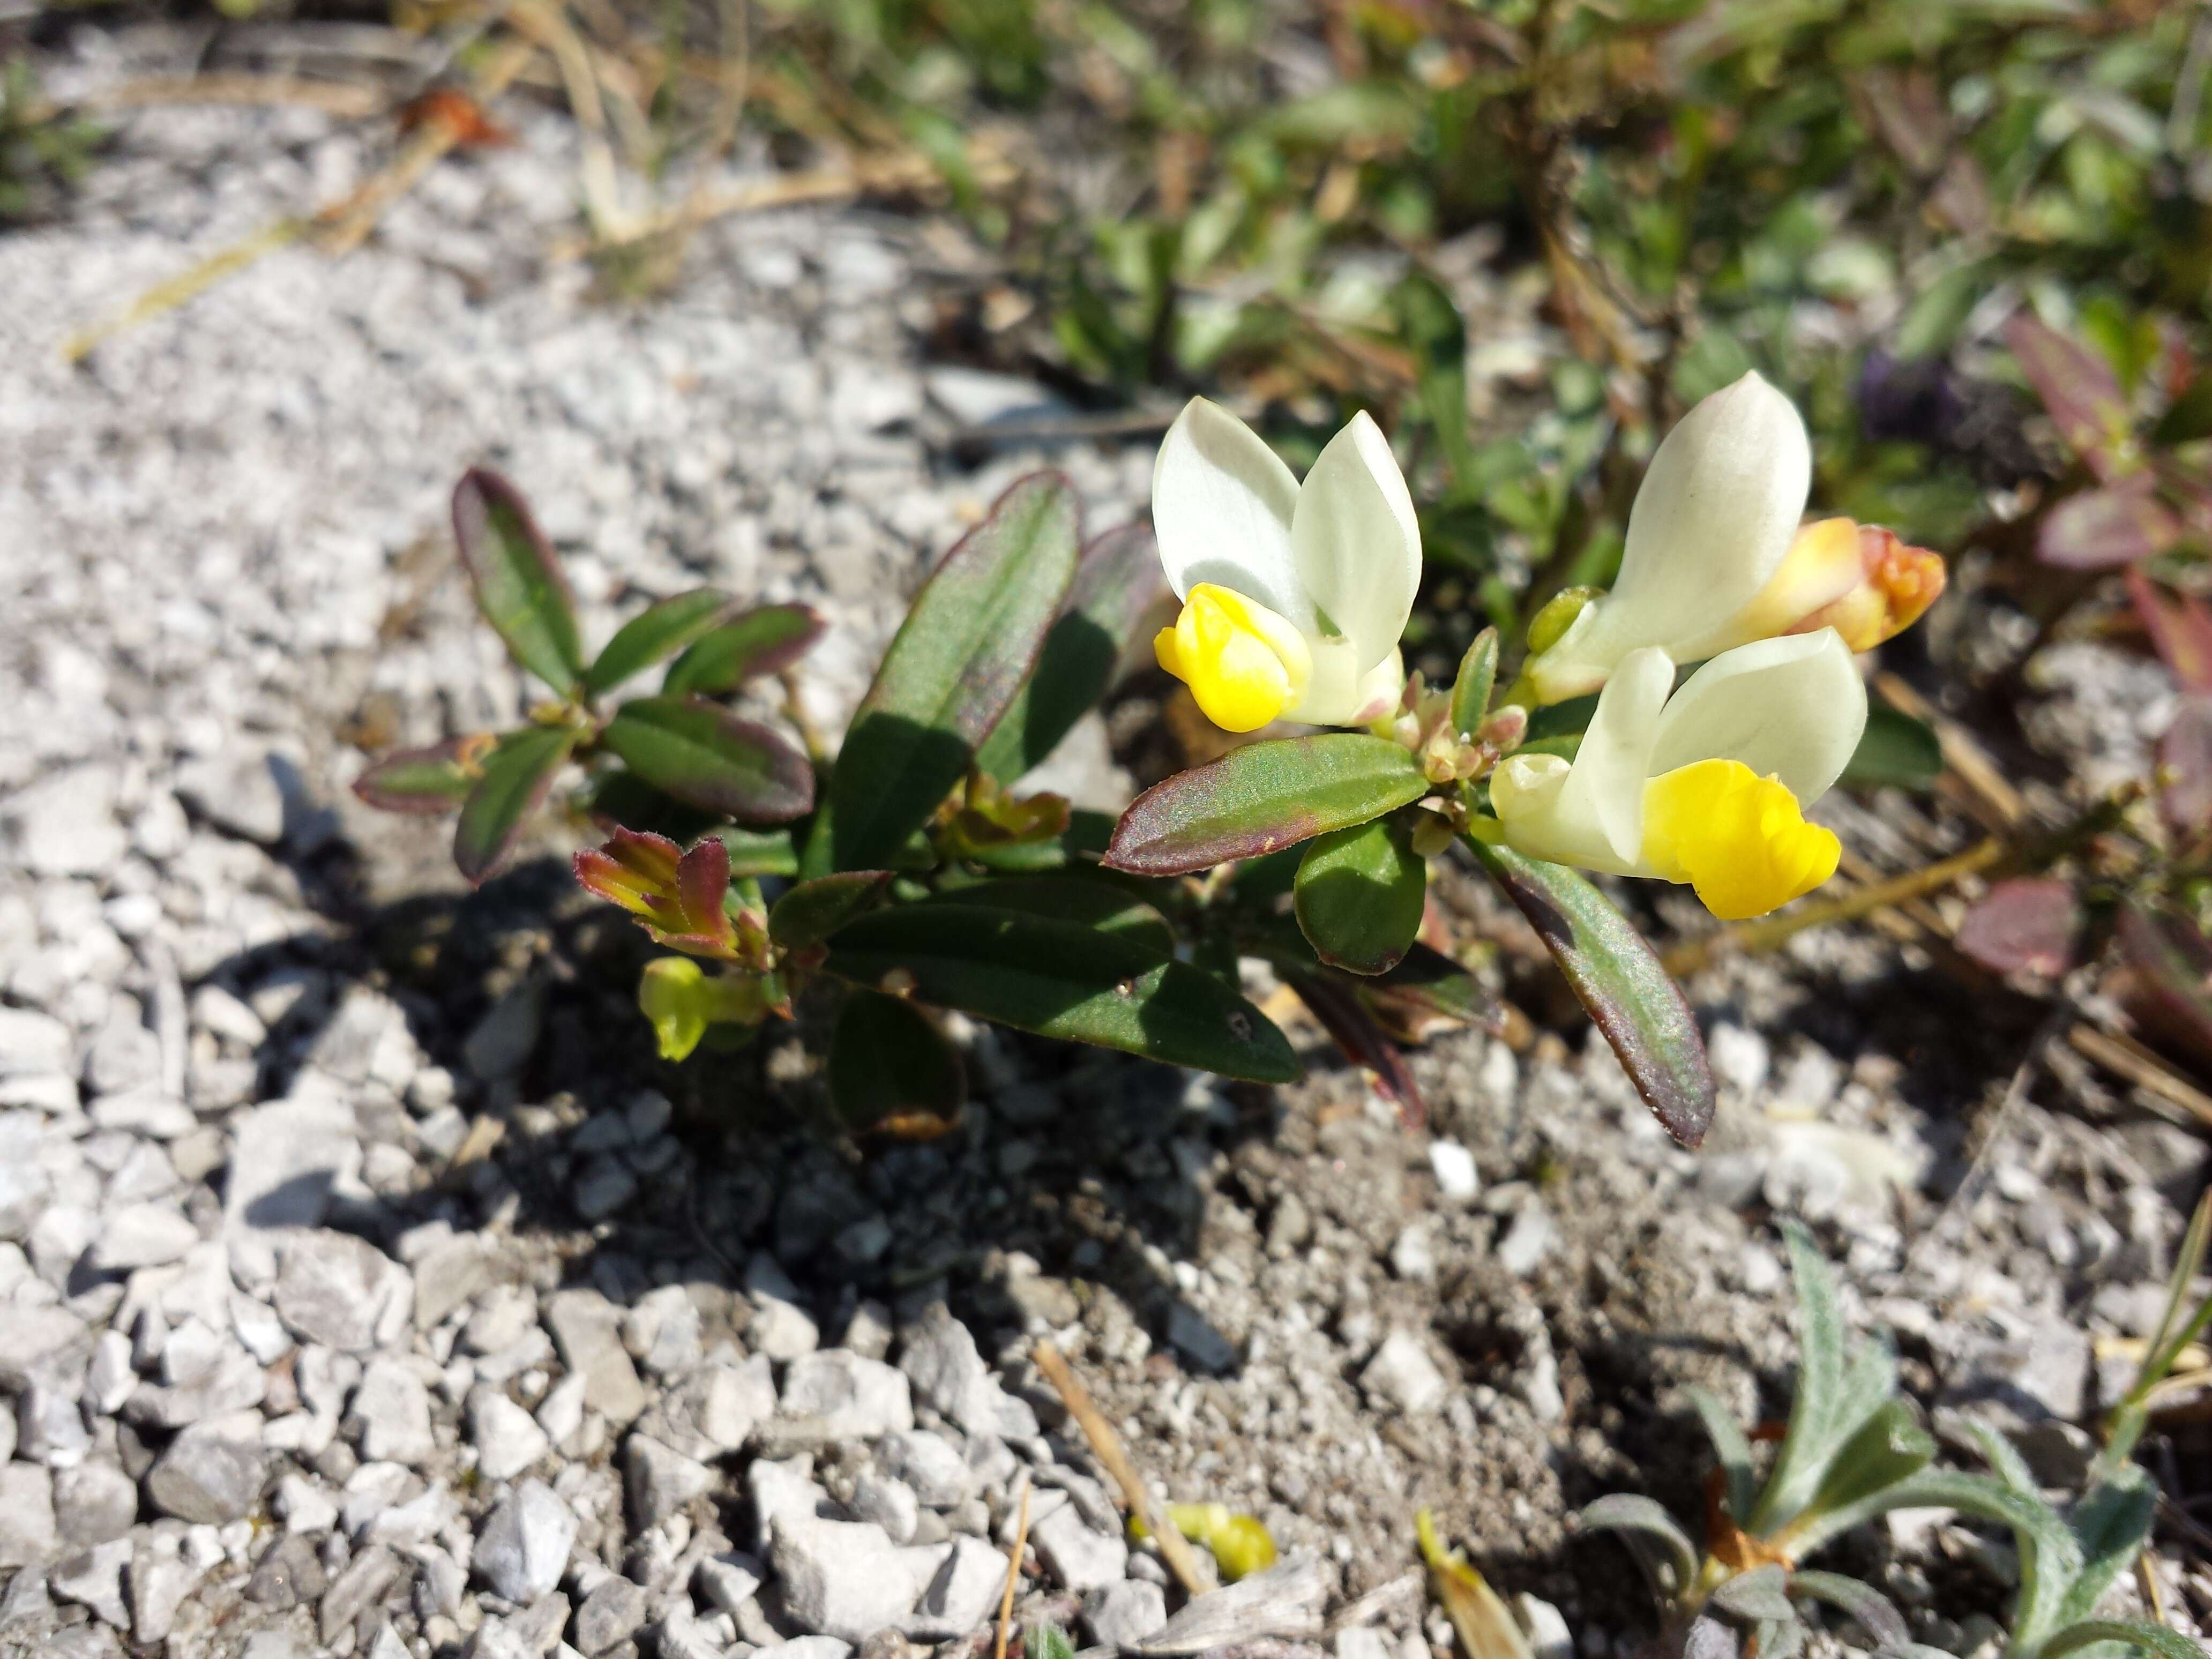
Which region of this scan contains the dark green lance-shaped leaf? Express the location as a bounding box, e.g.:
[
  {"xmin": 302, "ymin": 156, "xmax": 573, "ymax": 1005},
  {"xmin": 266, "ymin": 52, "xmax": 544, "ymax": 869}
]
[
  {"xmin": 1395, "ymin": 268, "xmax": 1474, "ymax": 494},
  {"xmin": 713, "ymin": 826, "xmax": 802, "ymax": 879},
  {"xmin": 1840, "ymin": 707, "xmax": 1943, "ymax": 793},
  {"xmin": 958, "ymin": 808, "xmax": 1116, "ymax": 875},
  {"xmin": 768, "ymin": 871, "xmax": 894, "ymax": 953},
  {"xmin": 1450, "ymin": 629, "xmax": 1499, "ymax": 739},
  {"xmin": 1356, "ymin": 942, "xmax": 1496, "ymax": 1044},
  {"xmin": 829, "ymin": 473, "xmax": 1082, "ymax": 871},
  {"xmin": 662, "ymin": 602, "xmax": 827, "ymax": 697},
  {"xmin": 2155, "ymin": 376, "xmax": 2212, "ymax": 447},
  {"xmin": 601, "ymin": 695, "xmax": 815, "ymax": 823},
  {"xmin": 978, "ymin": 520, "xmax": 1165, "ymax": 783},
  {"xmin": 1105, "ymin": 735, "xmax": 1429, "ymax": 877},
  {"xmin": 1295, "ymin": 818, "xmax": 1427, "ymax": 976},
  {"xmin": 821, "ymin": 905, "xmax": 1297, "ymax": 1083},
  {"xmin": 584, "ymin": 588, "xmax": 738, "ymax": 698},
  {"xmin": 921, "ymin": 876, "xmax": 1175, "ymax": 956},
  {"xmin": 827, "ymin": 991, "xmax": 965, "ymax": 1133},
  {"xmin": 453, "ymin": 724, "xmax": 579, "ymax": 886},
  {"xmin": 352, "ymin": 736, "xmax": 490, "ymax": 815},
  {"xmin": 452, "ymin": 469, "xmax": 585, "ymax": 694},
  {"xmin": 580, "ymin": 770, "xmax": 723, "ymax": 844},
  {"xmin": 1468, "ymin": 841, "xmax": 1713, "ymax": 1147}
]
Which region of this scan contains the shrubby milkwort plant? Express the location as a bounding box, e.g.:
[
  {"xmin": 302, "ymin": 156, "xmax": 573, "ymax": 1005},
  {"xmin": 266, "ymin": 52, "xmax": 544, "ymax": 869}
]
[{"xmin": 358, "ymin": 373, "xmax": 1945, "ymax": 1141}]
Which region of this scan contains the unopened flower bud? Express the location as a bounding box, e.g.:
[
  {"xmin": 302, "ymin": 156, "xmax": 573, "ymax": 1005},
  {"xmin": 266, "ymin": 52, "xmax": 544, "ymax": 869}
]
[{"xmin": 1527, "ymin": 587, "xmax": 1603, "ymax": 657}]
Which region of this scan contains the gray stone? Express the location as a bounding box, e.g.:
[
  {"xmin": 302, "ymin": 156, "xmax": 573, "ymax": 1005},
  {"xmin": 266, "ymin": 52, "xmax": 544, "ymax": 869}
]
[
  {"xmin": 0, "ymin": 1303, "xmax": 90, "ymax": 1391},
  {"xmin": 20, "ymin": 1376, "xmax": 92, "ymax": 1466},
  {"xmin": 896, "ymin": 1304, "xmax": 1037, "ymax": 1439},
  {"xmin": 320, "ymin": 1543, "xmax": 403, "ymax": 1644},
  {"xmin": 624, "ymin": 1283, "xmax": 701, "ymax": 1379},
  {"xmin": 909, "ymin": 1534, "xmax": 1008, "ymax": 1638},
  {"xmin": 1135, "ymin": 1557, "xmax": 1331, "ymax": 1653},
  {"xmin": 1086, "ymin": 1580, "xmax": 1168, "ymax": 1650},
  {"xmin": 573, "ymin": 1155, "xmax": 638, "ymax": 1221},
  {"xmin": 475, "ymin": 1479, "xmax": 577, "ymax": 1603},
  {"xmin": 274, "ymin": 1230, "xmax": 400, "ymax": 1352},
  {"xmin": 694, "ymin": 1549, "xmax": 766, "ymax": 1615},
  {"xmin": 625, "ymin": 1433, "xmax": 714, "ymax": 1528},
  {"xmin": 637, "ymin": 1352, "xmax": 774, "ymax": 1460},
  {"xmin": 877, "ymin": 1430, "xmax": 973, "ymax": 1509},
  {"xmin": 850, "ymin": 1472, "xmax": 920, "ymax": 1544},
  {"xmin": 9, "ymin": 766, "xmax": 125, "ymax": 877},
  {"xmin": 1030, "ymin": 1501, "xmax": 1127, "ymax": 1593},
  {"xmin": 770, "ymin": 1514, "xmax": 921, "ymax": 1642},
  {"xmin": 1359, "ymin": 1332, "xmax": 1448, "ymax": 1416},
  {"xmin": 223, "ymin": 1097, "xmax": 361, "ymax": 1234},
  {"xmin": 53, "ymin": 1459, "xmax": 138, "ymax": 1545},
  {"xmin": 470, "ymin": 1387, "xmax": 552, "ymax": 1481},
  {"xmin": 126, "ymin": 1547, "xmax": 198, "ymax": 1644},
  {"xmin": 758, "ymin": 1642, "xmax": 856, "ymax": 1659},
  {"xmin": 1496, "ymin": 1206, "xmax": 1557, "ymax": 1276},
  {"xmin": 51, "ymin": 1536, "xmax": 132, "ymax": 1628},
  {"xmin": 274, "ymin": 1471, "xmax": 339, "ymax": 1534},
  {"xmin": 745, "ymin": 1254, "xmax": 820, "ymax": 1362},
  {"xmin": 510, "ymin": 1589, "xmax": 571, "ymax": 1657},
  {"xmin": 245, "ymin": 1533, "xmax": 327, "ymax": 1609},
  {"xmin": 575, "ymin": 1574, "xmax": 648, "ymax": 1654},
  {"xmin": 0, "ymin": 1462, "xmax": 58, "ymax": 1566},
  {"xmin": 349, "ymin": 1359, "xmax": 434, "ymax": 1465},
  {"xmin": 175, "ymin": 751, "xmax": 287, "ymax": 844},
  {"xmin": 780, "ymin": 1350, "xmax": 915, "ymax": 1440},
  {"xmin": 145, "ymin": 1410, "xmax": 266, "ymax": 1523},
  {"xmin": 1165, "ymin": 1304, "xmax": 1238, "ymax": 1373},
  {"xmin": 412, "ymin": 1234, "xmax": 500, "ymax": 1331},
  {"xmin": 0, "ymin": 1007, "xmax": 72, "ymax": 1078},
  {"xmin": 465, "ymin": 983, "xmax": 544, "ymax": 1082},
  {"xmin": 747, "ymin": 1458, "xmax": 834, "ymax": 1552},
  {"xmin": 545, "ymin": 1288, "xmax": 648, "ymax": 1426}
]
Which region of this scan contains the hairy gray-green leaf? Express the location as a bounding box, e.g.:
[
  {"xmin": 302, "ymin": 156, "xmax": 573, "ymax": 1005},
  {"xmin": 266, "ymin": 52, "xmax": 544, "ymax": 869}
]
[
  {"xmin": 1687, "ymin": 1386, "xmax": 1759, "ymax": 1525},
  {"xmin": 1576, "ymin": 1495, "xmax": 1698, "ymax": 1595},
  {"xmin": 1711, "ymin": 1565, "xmax": 1796, "ymax": 1625},
  {"xmin": 831, "ymin": 472, "xmax": 1082, "ymax": 871}
]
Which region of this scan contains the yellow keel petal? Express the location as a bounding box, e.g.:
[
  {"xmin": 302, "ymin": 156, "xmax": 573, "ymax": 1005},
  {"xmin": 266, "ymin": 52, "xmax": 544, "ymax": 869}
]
[{"xmin": 1640, "ymin": 758, "xmax": 1840, "ymax": 921}]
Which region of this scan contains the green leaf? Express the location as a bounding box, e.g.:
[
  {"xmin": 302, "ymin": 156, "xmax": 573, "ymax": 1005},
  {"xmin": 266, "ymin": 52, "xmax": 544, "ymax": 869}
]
[
  {"xmin": 1790, "ymin": 1401, "xmax": 1935, "ymax": 1545},
  {"xmin": 956, "ymin": 808, "xmax": 1117, "ymax": 874},
  {"xmin": 1575, "ymin": 1496, "xmax": 1699, "ymax": 1595},
  {"xmin": 977, "ymin": 520, "xmax": 1164, "ymax": 783},
  {"xmin": 1026, "ymin": 1624, "xmax": 1080, "ymax": 1659},
  {"xmin": 827, "ymin": 991, "xmax": 965, "ymax": 1133},
  {"xmin": 1788, "ymin": 1573, "xmax": 1910, "ymax": 1648},
  {"xmin": 830, "ymin": 473, "xmax": 1083, "ymax": 871},
  {"xmin": 1105, "ymin": 735, "xmax": 1429, "ymax": 876},
  {"xmin": 1295, "ymin": 818, "xmax": 1427, "ymax": 976},
  {"xmin": 601, "ymin": 695, "xmax": 816, "ymax": 823},
  {"xmin": 821, "ymin": 904, "xmax": 1298, "ymax": 1083},
  {"xmin": 584, "ymin": 588, "xmax": 738, "ymax": 698},
  {"xmin": 1840, "ymin": 707, "xmax": 1943, "ymax": 793},
  {"xmin": 2038, "ymin": 1622, "xmax": 2205, "ymax": 1659},
  {"xmin": 2154, "ymin": 377, "xmax": 2212, "ymax": 447},
  {"xmin": 1753, "ymin": 1221, "xmax": 1850, "ymax": 1535},
  {"xmin": 1466, "ymin": 842, "xmax": 1714, "ymax": 1147},
  {"xmin": 1687, "ymin": 1386, "xmax": 1760, "ymax": 1525},
  {"xmin": 1354, "ymin": 941, "xmax": 1495, "ymax": 1043},
  {"xmin": 712, "ymin": 826, "xmax": 802, "ymax": 880},
  {"xmin": 922, "ymin": 876, "xmax": 1175, "ymax": 956},
  {"xmin": 1450, "ymin": 629, "xmax": 1499, "ymax": 739},
  {"xmin": 352, "ymin": 736, "xmax": 488, "ymax": 815},
  {"xmin": 1395, "ymin": 268, "xmax": 1474, "ymax": 493},
  {"xmin": 768, "ymin": 871, "xmax": 894, "ymax": 953},
  {"xmin": 453, "ymin": 725, "xmax": 579, "ymax": 886},
  {"xmin": 662, "ymin": 603, "xmax": 827, "ymax": 697},
  {"xmin": 451, "ymin": 469, "xmax": 585, "ymax": 695},
  {"xmin": 1711, "ymin": 1565, "xmax": 1795, "ymax": 1625},
  {"xmin": 1279, "ymin": 966, "xmax": 1426, "ymax": 1125},
  {"xmin": 2057, "ymin": 1472, "xmax": 2157, "ymax": 1632},
  {"xmin": 579, "ymin": 770, "xmax": 724, "ymax": 844},
  {"xmin": 1866, "ymin": 1469, "xmax": 2080, "ymax": 1646}
]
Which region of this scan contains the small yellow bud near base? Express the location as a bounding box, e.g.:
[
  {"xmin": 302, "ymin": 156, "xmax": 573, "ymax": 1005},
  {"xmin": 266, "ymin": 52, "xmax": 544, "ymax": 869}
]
[
  {"xmin": 1639, "ymin": 759, "xmax": 1840, "ymax": 921},
  {"xmin": 1155, "ymin": 584, "xmax": 1312, "ymax": 733},
  {"xmin": 638, "ymin": 957, "xmax": 769, "ymax": 1063}
]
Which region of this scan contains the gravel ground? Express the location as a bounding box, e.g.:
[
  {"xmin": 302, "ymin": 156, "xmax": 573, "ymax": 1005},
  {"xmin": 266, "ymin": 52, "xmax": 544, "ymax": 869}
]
[{"xmin": 2, "ymin": 24, "xmax": 2210, "ymax": 1659}]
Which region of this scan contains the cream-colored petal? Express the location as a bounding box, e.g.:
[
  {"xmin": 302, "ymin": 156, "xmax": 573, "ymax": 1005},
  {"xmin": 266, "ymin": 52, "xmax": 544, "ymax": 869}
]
[
  {"xmin": 1493, "ymin": 647, "xmax": 1674, "ymax": 874},
  {"xmin": 1647, "ymin": 629, "xmax": 1866, "ymax": 806},
  {"xmin": 1152, "ymin": 398, "xmax": 1311, "ymax": 630},
  {"xmin": 1290, "ymin": 411, "xmax": 1421, "ymax": 668},
  {"xmin": 1527, "ymin": 373, "xmax": 1810, "ymax": 697},
  {"xmin": 1284, "ymin": 634, "xmax": 1367, "ymax": 726}
]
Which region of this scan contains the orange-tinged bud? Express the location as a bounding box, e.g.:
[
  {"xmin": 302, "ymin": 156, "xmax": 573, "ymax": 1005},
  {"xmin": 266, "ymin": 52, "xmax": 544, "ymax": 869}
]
[{"xmin": 1727, "ymin": 518, "xmax": 1946, "ymax": 654}]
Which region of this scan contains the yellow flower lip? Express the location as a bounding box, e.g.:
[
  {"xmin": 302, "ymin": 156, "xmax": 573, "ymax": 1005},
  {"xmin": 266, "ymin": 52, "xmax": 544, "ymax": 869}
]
[
  {"xmin": 1155, "ymin": 583, "xmax": 1313, "ymax": 733},
  {"xmin": 1640, "ymin": 757, "xmax": 1840, "ymax": 921}
]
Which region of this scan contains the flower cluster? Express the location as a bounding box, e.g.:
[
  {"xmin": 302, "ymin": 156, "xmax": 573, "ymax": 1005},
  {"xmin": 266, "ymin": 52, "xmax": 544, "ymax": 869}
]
[{"xmin": 1149, "ymin": 373, "xmax": 1946, "ymax": 920}]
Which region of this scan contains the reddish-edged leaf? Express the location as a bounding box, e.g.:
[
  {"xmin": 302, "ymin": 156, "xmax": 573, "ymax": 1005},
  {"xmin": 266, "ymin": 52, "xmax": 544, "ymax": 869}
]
[
  {"xmin": 1104, "ymin": 735, "xmax": 1429, "ymax": 877},
  {"xmin": 452, "ymin": 469, "xmax": 586, "ymax": 694},
  {"xmin": 2126, "ymin": 568, "xmax": 2212, "ymax": 692},
  {"xmin": 767, "ymin": 871, "xmax": 895, "ymax": 953},
  {"xmin": 662, "ymin": 603, "xmax": 828, "ymax": 697},
  {"xmin": 977, "ymin": 519, "xmax": 1169, "ymax": 782},
  {"xmin": 585, "ymin": 588, "xmax": 739, "ymax": 698},
  {"xmin": 829, "ymin": 474, "xmax": 1083, "ymax": 871},
  {"xmin": 1470, "ymin": 842, "xmax": 1714, "ymax": 1147},
  {"xmin": 2005, "ymin": 312, "xmax": 2133, "ymax": 483},
  {"xmin": 1282, "ymin": 967, "xmax": 1426, "ymax": 1129},
  {"xmin": 573, "ymin": 826, "xmax": 737, "ymax": 955},
  {"xmin": 1954, "ymin": 878, "xmax": 2082, "ymax": 977},
  {"xmin": 1357, "ymin": 943, "xmax": 1497, "ymax": 1043},
  {"xmin": 352, "ymin": 735, "xmax": 494, "ymax": 815},
  {"xmin": 2037, "ymin": 476, "xmax": 2179, "ymax": 570},
  {"xmin": 453, "ymin": 724, "xmax": 579, "ymax": 886},
  {"xmin": 2161, "ymin": 694, "xmax": 2212, "ymax": 836},
  {"xmin": 2116, "ymin": 901, "xmax": 2212, "ymax": 1074},
  {"xmin": 600, "ymin": 695, "xmax": 815, "ymax": 823}
]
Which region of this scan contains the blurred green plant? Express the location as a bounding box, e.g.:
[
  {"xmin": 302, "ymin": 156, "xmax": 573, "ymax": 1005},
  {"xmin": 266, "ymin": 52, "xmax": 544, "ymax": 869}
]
[{"xmin": 1, "ymin": 56, "xmax": 103, "ymax": 226}]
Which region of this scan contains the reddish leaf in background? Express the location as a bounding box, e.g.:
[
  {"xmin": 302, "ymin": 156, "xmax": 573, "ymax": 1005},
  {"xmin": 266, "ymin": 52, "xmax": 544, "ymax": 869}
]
[
  {"xmin": 1954, "ymin": 878, "xmax": 2082, "ymax": 977},
  {"xmin": 399, "ymin": 89, "xmax": 513, "ymax": 148},
  {"xmin": 2037, "ymin": 475, "xmax": 2179, "ymax": 569},
  {"xmin": 2005, "ymin": 311, "xmax": 2132, "ymax": 483},
  {"xmin": 1282, "ymin": 968, "xmax": 1426, "ymax": 1130},
  {"xmin": 2116, "ymin": 902, "xmax": 2212, "ymax": 1078},
  {"xmin": 2125, "ymin": 568, "xmax": 2212, "ymax": 692},
  {"xmin": 2160, "ymin": 695, "xmax": 2212, "ymax": 838}
]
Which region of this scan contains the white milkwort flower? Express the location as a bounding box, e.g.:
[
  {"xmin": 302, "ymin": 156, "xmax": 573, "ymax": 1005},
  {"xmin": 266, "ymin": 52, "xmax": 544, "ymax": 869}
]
[
  {"xmin": 1490, "ymin": 631, "xmax": 1867, "ymax": 920},
  {"xmin": 1525, "ymin": 372, "xmax": 1946, "ymax": 706},
  {"xmin": 1150, "ymin": 398, "xmax": 1419, "ymax": 733}
]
